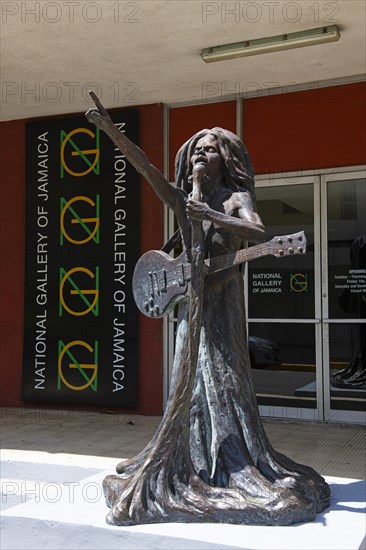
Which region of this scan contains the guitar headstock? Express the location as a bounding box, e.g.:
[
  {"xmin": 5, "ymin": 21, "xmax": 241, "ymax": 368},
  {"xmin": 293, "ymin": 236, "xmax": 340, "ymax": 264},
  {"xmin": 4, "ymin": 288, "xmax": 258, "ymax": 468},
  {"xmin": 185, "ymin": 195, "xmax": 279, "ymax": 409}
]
[{"xmin": 270, "ymin": 231, "xmax": 307, "ymax": 258}]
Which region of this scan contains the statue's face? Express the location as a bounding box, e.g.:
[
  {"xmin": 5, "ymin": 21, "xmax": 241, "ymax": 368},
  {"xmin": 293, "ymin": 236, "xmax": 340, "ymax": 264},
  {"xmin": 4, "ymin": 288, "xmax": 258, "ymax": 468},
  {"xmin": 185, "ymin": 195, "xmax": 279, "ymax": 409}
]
[{"xmin": 190, "ymin": 135, "xmax": 223, "ymax": 180}]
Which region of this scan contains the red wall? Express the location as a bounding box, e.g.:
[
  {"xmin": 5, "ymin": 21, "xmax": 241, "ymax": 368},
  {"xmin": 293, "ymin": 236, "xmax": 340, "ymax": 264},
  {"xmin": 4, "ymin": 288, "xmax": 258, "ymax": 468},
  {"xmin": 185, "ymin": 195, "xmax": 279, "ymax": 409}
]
[
  {"xmin": 243, "ymin": 83, "xmax": 366, "ymax": 174},
  {"xmin": 169, "ymin": 101, "xmax": 236, "ymax": 180},
  {"xmin": 0, "ymin": 104, "xmax": 164, "ymax": 415},
  {"xmin": 137, "ymin": 104, "xmax": 164, "ymax": 414},
  {"xmin": 0, "ymin": 121, "xmax": 25, "ymax": 406},
  {"xmin": 169, "ymin": 83, "xmax": 366, "ymax": 179}
]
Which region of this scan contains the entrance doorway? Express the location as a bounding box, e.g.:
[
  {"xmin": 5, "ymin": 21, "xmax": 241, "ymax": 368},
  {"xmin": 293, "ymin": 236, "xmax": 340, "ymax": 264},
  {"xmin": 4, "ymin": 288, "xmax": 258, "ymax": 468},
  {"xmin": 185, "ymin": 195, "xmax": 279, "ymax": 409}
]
[
  {"xmin": 165, "ymin": 167, "xmax": 366, "ymax": 423},
  {"xmin": 249, "ymin": 169, "xmax": 365, "ymax": 422}
]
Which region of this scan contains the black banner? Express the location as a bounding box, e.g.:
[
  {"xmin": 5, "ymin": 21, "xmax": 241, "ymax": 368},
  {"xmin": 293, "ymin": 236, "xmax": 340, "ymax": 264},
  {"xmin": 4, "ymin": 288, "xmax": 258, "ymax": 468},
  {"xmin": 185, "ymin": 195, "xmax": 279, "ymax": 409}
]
[{"xmin": 23, "ymin": 110, "xmax": 140, "ymax": 406}]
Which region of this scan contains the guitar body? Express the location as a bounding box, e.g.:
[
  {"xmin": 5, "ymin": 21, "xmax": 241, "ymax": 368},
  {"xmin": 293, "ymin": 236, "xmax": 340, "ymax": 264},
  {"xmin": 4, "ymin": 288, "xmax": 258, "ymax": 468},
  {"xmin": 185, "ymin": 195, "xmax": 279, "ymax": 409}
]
[{"xmin": 133, "ymin": 250, "xmax": 191, "ymax": 318}]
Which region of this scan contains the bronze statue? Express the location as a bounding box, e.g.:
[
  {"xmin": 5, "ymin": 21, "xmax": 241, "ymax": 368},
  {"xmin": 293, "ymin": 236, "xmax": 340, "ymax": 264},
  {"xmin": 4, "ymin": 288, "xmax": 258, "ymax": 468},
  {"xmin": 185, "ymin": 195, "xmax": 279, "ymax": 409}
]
[{"xmin": 86, "ymin": 93, "xmax": 330, "ymax": 525}]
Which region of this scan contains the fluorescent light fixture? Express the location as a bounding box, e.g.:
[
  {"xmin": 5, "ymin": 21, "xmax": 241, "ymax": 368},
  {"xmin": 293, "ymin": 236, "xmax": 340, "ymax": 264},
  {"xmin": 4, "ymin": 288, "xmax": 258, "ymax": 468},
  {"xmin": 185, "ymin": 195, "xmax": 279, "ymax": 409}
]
[{"xmin": 201, "ymin": 25, "xmax": 340, "ymax": 63}]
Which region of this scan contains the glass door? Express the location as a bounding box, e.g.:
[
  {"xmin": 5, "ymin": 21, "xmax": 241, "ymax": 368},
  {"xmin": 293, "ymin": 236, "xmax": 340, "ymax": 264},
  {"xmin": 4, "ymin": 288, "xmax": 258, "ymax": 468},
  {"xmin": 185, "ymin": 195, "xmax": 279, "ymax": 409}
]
[
  {"xmin": 322, "ymin": 172, "xmax": 366, "ymax": 423},
  {"xmin": 248, "ymin": 177, "xmax": 322, "ymax": 420}
]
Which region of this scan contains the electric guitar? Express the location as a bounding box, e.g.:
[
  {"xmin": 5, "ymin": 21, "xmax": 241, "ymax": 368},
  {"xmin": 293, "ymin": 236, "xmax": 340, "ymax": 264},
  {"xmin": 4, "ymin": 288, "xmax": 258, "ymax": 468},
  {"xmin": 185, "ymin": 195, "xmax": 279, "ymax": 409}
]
[{"xmin": 133, "ymin": 231, "xmax": 306, "ymax": 318}]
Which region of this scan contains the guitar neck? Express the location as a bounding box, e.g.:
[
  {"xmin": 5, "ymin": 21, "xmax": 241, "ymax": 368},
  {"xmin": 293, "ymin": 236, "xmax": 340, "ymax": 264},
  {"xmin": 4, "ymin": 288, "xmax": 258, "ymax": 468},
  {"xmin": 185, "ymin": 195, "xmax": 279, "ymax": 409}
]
[{"xmin": 206, "ymin": 242, "xmax": 273, "ymax": 274}]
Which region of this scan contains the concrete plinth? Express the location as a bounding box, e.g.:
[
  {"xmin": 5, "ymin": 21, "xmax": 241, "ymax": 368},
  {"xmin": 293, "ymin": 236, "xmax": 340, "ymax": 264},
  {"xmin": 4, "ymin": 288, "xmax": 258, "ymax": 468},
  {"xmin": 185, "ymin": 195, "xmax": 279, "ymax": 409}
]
[{"xmin": 1, "ymin": 452, "xmax": 365, "ymax": 550}]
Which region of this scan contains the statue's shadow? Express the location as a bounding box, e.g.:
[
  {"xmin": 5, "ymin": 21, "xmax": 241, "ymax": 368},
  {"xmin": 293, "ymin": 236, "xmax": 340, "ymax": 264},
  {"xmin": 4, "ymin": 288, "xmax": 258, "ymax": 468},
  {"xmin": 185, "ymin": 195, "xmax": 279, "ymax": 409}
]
[{"xmin": 313, "ymin": 480, "xmax": 366, "ymax": 527}]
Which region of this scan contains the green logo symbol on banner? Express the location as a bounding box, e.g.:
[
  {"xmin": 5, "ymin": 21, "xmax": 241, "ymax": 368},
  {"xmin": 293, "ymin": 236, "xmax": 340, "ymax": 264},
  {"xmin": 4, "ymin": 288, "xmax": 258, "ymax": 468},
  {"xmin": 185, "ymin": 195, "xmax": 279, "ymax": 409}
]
[
  {"xmin": 59, "ymin": 266, "xmax": 99, "ymax": 316},
  {"xmin": 290, "ymin": 273, "xmax": 308, "ymax": 293},
  {"xmin": 60, "ymin": 195, "xmax": 100, "ymax": 245},
  {"xmin": 60, "ymin": 127, "xmax": 100, "ymax": 178},
  {"xmin": 58, "ymin": 340, "xmax": 98, "ymax": 391}
]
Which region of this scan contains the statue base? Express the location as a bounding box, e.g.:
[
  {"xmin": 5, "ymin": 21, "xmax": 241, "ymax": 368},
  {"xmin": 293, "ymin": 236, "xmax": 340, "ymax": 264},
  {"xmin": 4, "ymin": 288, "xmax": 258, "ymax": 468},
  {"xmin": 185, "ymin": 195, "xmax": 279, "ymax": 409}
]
[{"xmin": 2, "ymin": 467, "xmax": 365, "ymax": 550}]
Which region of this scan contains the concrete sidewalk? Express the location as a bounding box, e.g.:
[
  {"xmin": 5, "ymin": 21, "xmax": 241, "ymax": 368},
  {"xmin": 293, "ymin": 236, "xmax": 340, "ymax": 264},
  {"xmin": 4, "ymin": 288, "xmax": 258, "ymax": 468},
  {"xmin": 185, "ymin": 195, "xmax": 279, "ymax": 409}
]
[
  {"xmin": 1, "ymin": 406, "xmax": 365, "ymax": 478},
  {"xmin": 1, "ymin": 407, "xmax": 365, "ymax": 550}
]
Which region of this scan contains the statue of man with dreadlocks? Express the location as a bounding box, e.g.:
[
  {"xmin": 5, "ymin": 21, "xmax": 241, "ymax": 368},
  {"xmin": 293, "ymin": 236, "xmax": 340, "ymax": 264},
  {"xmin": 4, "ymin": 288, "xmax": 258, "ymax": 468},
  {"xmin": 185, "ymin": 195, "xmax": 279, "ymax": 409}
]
[{"xmin": 86, "ymin": 94, "xmax": 330, "ymax": 526}]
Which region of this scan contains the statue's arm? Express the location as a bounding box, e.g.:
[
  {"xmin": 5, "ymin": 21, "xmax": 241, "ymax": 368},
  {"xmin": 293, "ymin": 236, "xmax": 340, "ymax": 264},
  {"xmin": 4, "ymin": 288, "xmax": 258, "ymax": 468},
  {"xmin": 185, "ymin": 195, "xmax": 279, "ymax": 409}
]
[
  {"xmin": 85, "ymin": 94, "xmax": 182, "ymax": 213},
  {"xmin": 187, "ymin": 192, "xmax": 265, "ymax": 243}
]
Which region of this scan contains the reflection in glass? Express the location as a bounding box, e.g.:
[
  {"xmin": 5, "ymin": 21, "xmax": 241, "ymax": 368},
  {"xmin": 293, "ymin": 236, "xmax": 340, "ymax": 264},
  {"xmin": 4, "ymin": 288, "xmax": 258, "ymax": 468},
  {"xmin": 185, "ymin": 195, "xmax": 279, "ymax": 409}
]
[
  {"xmin": 249, "ymin": 323, "xmax": 316, "ymax": 409},
  {"xmin": 332, "ymin": 238, "xmax": 365, "ymax": 389},
  {"xmin": 327, "ymin": 179, "xmax": 366, "ymax": 320},
  {"xmin": 327, "ymin": 179, "xmax": 366, "ymax": 392},
  {"xmin": 329, "ymin": 324, "xmax": 366, "ymax": 411},
  {"xmin": 249, "ymin": 184, "xmax": 314, "ymax": 319}
]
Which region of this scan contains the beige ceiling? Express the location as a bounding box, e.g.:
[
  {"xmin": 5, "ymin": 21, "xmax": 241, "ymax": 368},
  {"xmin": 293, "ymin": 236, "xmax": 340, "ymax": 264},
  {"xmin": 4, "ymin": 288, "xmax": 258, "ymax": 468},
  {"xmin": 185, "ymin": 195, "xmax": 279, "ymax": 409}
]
[{"xmin": 1, "ymin": 0, "xmax": 365, "ymax": 121}]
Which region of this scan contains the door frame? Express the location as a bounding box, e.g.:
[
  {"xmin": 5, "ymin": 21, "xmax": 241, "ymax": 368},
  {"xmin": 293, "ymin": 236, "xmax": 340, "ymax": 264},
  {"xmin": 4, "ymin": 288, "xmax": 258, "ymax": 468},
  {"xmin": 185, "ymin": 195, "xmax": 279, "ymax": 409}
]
[
  {"xmin": 321, "ymin": 169, "xmax": 366, "ymax": 424},
  {"xmin": 251, "ymin": 174, "xmax": 322, "ymax": 421}
]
